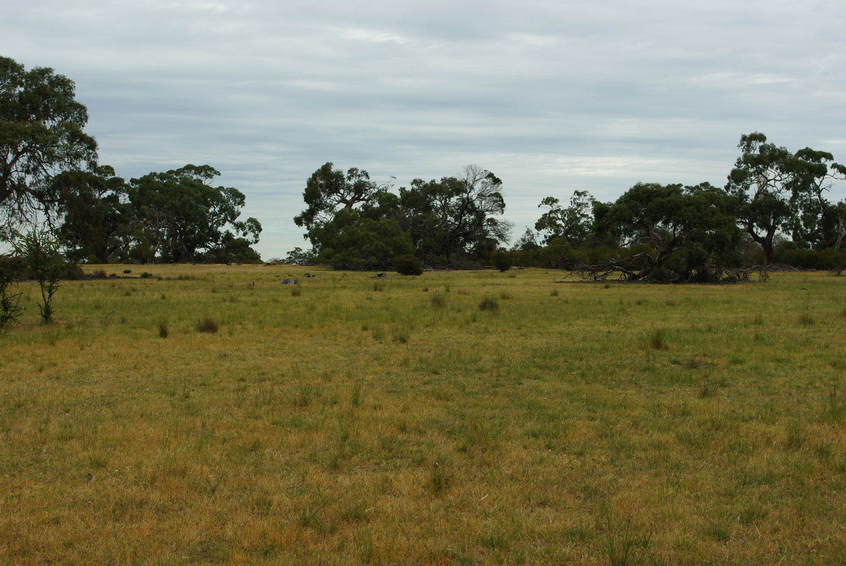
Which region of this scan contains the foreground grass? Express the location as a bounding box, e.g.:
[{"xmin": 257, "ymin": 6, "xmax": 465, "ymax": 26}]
[{"xmin": 2, "ymin": 265, "xmax": 846, "ymax": 565}]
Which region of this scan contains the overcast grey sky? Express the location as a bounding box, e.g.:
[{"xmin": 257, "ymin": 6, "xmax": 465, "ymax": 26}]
[{"xmin": 4, "ymin": 0, "xmax": 845, "ymax": 258}]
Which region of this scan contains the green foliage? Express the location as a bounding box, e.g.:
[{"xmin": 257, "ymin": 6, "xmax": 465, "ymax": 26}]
[
  {"xmin": 398, "ymin": 165, "xmax": 509, "ymax": 264},
  {"xmin": 53, "ymin": 166, "xmax": 129, "ymax": 263},
  {"xmin": 726, "ymin": 132, "xmax": 845, "ymax": 264},
  {"xmin": 0, "ymin": 56, "xmax": 98, "ymax": 229},
  {"xmin": 296, "ymin": 163, "xmax": 509, "ymax": 269},
  {"xmin": 197, "ymin": 317, "xmax": 219, "ymax": 334},
  {"xmin": 317, "ymin": 212, "xmax": 413, "ymax": 270},
  {"xmin": 479, "ymin": 297, "xmax": 499, "ymax": 311},
  {"xmin": 535, "ymin": 190, "xmax": 595, "ymax": 245},
  {"xmin": 294, "ymin": 163, "xmax": 380, "ymax": 247},
  {"xmin": 0, "ymin": 256, "xmax": 22, "ymax": 329},
  {"xmin": 281, "ymin": 246, "xmax": 317, "ymax": 265},
  {"xmin": 127, "ymin": 165, "xmax": 262, "ymax": 263},
  {"xmin": 493, "ymin": 249, "xmax": 512, "ymax": 272},
  {"xmin": 393, "ymin": 254, "xmax": 423, "ymax": 275},
  {"xmin": 15, "ymin": 229, "xmax": 64, "ymax": 323}
]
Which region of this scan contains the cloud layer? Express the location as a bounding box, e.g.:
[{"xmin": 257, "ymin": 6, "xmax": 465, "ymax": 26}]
[{"xmin": 5, "ymin": 0, "xmax": 845, "ymax": 257}]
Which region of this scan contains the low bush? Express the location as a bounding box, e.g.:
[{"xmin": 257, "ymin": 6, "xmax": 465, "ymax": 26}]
[
  {"xmin": 197, "ymin": 317, "xmax": 219, "ymax": 333},
  {"xmin": 394, "ymin": 254, "xmax": 423, "ymax": 276},
  {"xmin": 479, "ymin": 297, "xmax": 499, "ymax": 311}
]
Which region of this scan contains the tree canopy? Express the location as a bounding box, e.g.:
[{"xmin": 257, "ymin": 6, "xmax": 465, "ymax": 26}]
[
  {"xmin": 0, "ymin": 56, "xmax": 97, "ymax": 234},
  {"xmin": 294, "ymin": 163, "xmax": 510, "ymax": 269},
  {"xmin": 724, "ymin": 132, "xmax": 845, "ymax": 265}
]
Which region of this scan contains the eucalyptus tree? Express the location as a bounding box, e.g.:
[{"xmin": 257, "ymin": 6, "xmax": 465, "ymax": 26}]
[
  {"xmin": 534, "ymin": 190, "xmax": 595, "ymax": 245},
  {"xmin": 293, "ymin": 163, "xmax": 381, "ymax": 249},
  {"xmin": 127, "ymin": 165, "xmax": 261, "ymax": 263},
  {"xmin": 52, "ymin": 165, "xmax": 129, "ymax": 263},
  {"xmin": 0, "ymin": 56, "xmax": 97, "ymax": 234},
  {"xmin": 725, "ymin": 132, "xmax": 845, "ymax": 264},
  {"xmin": 607, "ymin": 182, "xmax": 741, "ymax": 281}
]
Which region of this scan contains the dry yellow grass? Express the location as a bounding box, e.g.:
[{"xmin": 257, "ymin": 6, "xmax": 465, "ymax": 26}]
[{"xmin": 2, "ymin": 265, "xmax": 846, "ymax": 564}]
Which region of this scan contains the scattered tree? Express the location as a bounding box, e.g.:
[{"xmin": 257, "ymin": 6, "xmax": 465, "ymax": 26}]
[
  {"xmin": 535, "ymin": 190, "xmax": 595, "ymax": 245},
  {"xmin": 16, "ymin": 229, "xmax": 64, "ymax": 323},
  {"xmin": 127, "ymin": 164, "xmax": 261, "ymax": 263},
  {"xmin": 725, "ymin": 132, "xmax": 845, "ymax": 265},
  {"xmin": 0, "ymin": 56, "xmax": 98, "ymax": 235},
  {"xmin": 394, "ymin": 253, "xmax": 423, "ymax": 275},
  {"xmin": 53, "ymin": 165, "xmax": 129, "ymax": 263}
]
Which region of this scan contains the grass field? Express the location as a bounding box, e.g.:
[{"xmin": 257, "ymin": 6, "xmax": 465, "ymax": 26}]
[{"xmin": 2, "ymin": 265, "xmax": 846, "ymax": 565}]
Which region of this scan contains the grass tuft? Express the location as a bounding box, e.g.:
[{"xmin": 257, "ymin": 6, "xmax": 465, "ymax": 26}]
[
  {"xmin": 430, "ymin": 293, "xmax": 447, "ymax": 308},
  {"xmin": 479, "ymin": 297, "xmax": 499, "ymax": 311},
  {"xmin": 647, "ymin": 328, "xmax": 668, "ymax": 350},
  {"xmin": 197, "ymin": 317, "xmax": 219, "ymax": 334}
]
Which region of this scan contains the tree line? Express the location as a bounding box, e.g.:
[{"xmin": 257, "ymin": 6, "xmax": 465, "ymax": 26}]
[
  {"xmin": 289, "ymin": 133, "xmax": 846, "ymax": 282},
  {"xmin": 1, "ymin": 55, "xmax": 262, "ymax": 264},
  {"xmin": 4, "ymin": 54, "xmax": 845, "ymax": 284},
  {"xmin": 287, "ymin": 163, "xmax": 510, "ymax": 271}
]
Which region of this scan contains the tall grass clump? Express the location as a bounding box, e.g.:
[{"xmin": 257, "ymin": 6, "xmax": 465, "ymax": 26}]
[
  {"xmin": 197, "ymin": 317, "xmax": 219, "ymax": 334},
  {"xmin": 647, "ymin": 328, "xmax": 668, "ymax": 350},
  {"xmin": 479, "ymin": 297, "xmax": 499, "ymax": 312},
  {"xmin": 428, "ymin": 459, "xmax": 451, "ymax": 496},
  {"xmin": 600, "ymin": 510, "xmax": 653, "ymax": 566},
  {"xmin": 430, "ymin": 293, "xmax": 447, "ymax": 308}
]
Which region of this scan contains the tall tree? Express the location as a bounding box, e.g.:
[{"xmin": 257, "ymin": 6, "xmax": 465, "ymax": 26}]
[
  {"xmin": 127, "ymin": 164, "xmax": 261, "ymax": 262},
  {"xmin": 607, "ymin": 182, "xmax": 740, "ymax": 281},
  {"xmin": 534, "ymin": 190, "xmax": 595, "ymax": 245},
  {"xmin": 294, "ymin": 163, "xmax": 380, "ymax": 248},
  {"xmin": 53, "ymin": 165, "xmax": 129, "ymax": 263},
  {"xmin": 400, "ymin": 165, "xmax": 509, "ymax": 263},
  {"xmin": 0, "ymin": 56, "xmax": 97, "ymax": 234},
  {"xmin": 725, "ymin": 132, "xmax": 845, "ymax": 265}
]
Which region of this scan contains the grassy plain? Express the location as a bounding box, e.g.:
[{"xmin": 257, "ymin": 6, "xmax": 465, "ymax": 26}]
[{"xmin": 2, "ymin": 265, "xmax": 846, "ymax": 565}]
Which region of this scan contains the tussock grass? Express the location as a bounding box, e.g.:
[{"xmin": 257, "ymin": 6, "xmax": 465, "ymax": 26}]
[
  {"xmin": 2, "ymin": 265, "xmax": 846, "ymax": 565},
  {"xmin": 196, "ymin": 316, "xmax": 219, "ymax": 333},
  {"xmin": 430, "ymin": 293, "xmax": 447, "ymax": 308},
  {"xmin": 647, "ymin": 328, "xmax": 668, "ymax": 350},
  {"xmin": 479, "ymin": 296, "xmax": 499, "ymax": 311}
]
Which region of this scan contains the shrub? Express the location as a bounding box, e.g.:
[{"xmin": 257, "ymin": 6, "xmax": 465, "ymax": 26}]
[
  {"xmin": 648, "ymin": 329, "xmax": 668, "ymax": 350},
  {"xmin": 479, "ymin": 297, "xmax": 499, "ymax": 311},
  {"xmin": 0, "ymin": 259, "xmax": 22, "ymax": 330},
  {"xmin": 158, "ymin": 321, "xmax": 169, "ymax": 338},
  {"xmin": 430, "ymin": 293, "xmax": 447, "ymax": 308},
  {"xmin": 493, "ymin": 250, "xmax": 512, "ymax": 272},
  {"xmin": 197, "ymin": 317, "xmax": 219, "ymax": 333},
  {"xmin": 16, "ymin": 230, "xmax": 64, "ymax": 324},
  {"xmin": 428, "ymin": 459, "xmax": 451, "ymax": 496},
  {"xmin": 394, "ymin": 254, "xmax": 423, "ymax": 276}
]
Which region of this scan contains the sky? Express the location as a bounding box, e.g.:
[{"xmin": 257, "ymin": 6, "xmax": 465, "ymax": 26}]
[{"xmin": 4, "ymin": 0, "xmax": 845, "ymax": 258}]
